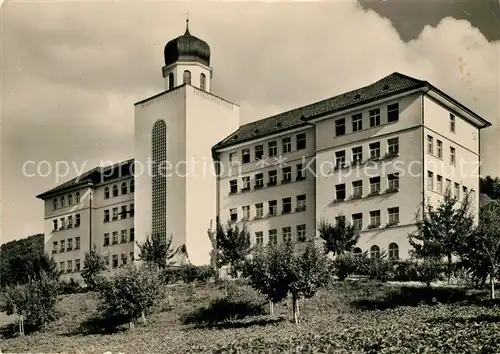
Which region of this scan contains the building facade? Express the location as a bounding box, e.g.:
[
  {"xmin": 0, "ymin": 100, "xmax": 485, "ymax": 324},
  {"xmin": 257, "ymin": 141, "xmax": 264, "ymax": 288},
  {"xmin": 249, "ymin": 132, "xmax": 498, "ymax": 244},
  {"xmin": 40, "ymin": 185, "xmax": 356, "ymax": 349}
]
[{"xmin": 37, "ymin": 23, "xmax": 491, "ymax": 279}]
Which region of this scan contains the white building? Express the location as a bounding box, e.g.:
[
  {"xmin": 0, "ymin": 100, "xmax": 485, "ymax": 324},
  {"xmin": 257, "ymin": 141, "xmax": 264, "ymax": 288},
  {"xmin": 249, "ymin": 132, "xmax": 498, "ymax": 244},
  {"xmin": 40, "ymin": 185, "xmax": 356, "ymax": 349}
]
[{"xmin": 37, "ymin": 22, "xmax": 491, "ymax": 278}]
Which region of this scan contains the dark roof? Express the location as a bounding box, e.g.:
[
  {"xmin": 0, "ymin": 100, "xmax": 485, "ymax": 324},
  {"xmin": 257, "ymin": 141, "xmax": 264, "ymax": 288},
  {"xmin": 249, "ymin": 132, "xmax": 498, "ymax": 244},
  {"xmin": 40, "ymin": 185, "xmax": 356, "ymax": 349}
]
[
  {"xmin": 36, "ymin": 158, "xmax": 135, "ymax": 200},
  {"xmin": 213, "ymin": 72, "xmax": 425, "ymax": 150},
  {"xmin": 212, "ymin": 71, "xmax": 490, "ymax": 151},
  {"xmin": 164, "ymin": 20, "xmax": 210, "ymax": 67}
]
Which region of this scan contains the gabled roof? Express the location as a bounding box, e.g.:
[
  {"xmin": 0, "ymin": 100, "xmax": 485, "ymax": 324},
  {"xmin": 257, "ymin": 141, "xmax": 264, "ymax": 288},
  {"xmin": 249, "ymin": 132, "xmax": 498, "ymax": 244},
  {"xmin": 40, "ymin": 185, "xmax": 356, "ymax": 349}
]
[
  {"xmin": 36, "ymin": 158, "xmax": 135, "ymax": 200},
  {"xmin": 213, "ymin": 72, "xmax": 491, "ymax": 151}
]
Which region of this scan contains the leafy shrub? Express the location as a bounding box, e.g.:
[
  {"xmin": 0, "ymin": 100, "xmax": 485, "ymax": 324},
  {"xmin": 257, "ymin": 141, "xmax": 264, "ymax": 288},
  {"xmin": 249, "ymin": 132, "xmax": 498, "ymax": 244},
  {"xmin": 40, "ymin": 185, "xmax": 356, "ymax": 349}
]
[
  {"xmin": 162, "ymin": 265, "xmax": 217, "ymax": 284},
  {"xmin": 96, "ymin": 264, "xmax": 165, "ymax": 324},
  {"xmin": 58, "ymin": 278, "xmax": 86, "ymax": 294},
  {"xmin": 0, "ymin": 272, "xmax": 60, "ymax": 332},
  {"xmin": 332, "ymin": 253, "xmax": 369, "ymax": 280},
  {"xmin": 81, "ymin": 246, "xmax": 107, "ymax": 290}
]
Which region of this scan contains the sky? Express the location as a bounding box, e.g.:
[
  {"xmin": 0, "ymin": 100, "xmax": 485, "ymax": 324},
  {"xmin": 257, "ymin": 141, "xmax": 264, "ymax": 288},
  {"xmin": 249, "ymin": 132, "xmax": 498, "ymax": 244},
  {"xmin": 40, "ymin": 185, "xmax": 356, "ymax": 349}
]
[{"xmin": 1, "ymin": 0, "xmax": 499, "ymax": 244}]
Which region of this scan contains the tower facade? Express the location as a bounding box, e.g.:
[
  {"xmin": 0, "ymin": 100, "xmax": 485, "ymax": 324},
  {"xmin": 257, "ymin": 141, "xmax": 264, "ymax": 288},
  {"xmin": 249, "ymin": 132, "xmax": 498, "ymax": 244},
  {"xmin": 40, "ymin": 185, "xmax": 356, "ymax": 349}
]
[{"xmin": 134, "ymin": 21, "xmax": 240, "ymax": 265}]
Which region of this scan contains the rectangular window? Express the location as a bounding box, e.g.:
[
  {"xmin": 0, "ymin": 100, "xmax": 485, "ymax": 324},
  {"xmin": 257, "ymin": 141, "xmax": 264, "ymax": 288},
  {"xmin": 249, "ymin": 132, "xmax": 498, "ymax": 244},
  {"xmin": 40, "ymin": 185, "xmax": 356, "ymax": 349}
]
[
  {"xmin": 352, "ymin": 180, "xmax": 363, "ymax": 198},
  {"xmin": 427, "ymin": 171, "xmax": 434, "ymax": 190},
  {"xmin": 242, "ymin": 148, "xmax": 251, "ymax": 164},
  {"xmin": 60, "ymin": 218, "xmax": 65, "ymax": 229},
  {"xmin": 335, "ymin": 118, "xmax": 346, "ymax": 136},
  {"xmin": 75, "ymin": 214, "xmax": 81, "ymax": 227},
  {"xmin": 242, "ymin": 205, "xmax": 250, "ymax": 220},
  {"xmin": 121, "ymin": 206, "xmax": 127, "ymax": 219},
  {"xmin": 230, "ymin": 208, "xmax": 237, "ymax": 222},
  {"xmin": 229, "ymin": 152, "xmax": 237, "ymax": 164},
  {"xmin": 463, "ymin": 186, "xmax": 468, "ymax": 200},
  {"xmin": 255, "ymin": 203, "xmax": 264, "ymax": 218},
  {"xmin": 335, "ymin": 184, "xmax": 346, "ymax": 201},
  {"xmin": 255, "ymin": 173, "xmax": 264, "ymax": 188},
  {"xmin": 370, "ymin": 210, "xmax": 381, "ymax": 228},
  {"xmin": 335, "ymin": 215, "xmax": 346, "ymax": 225},
  {"xmin": 369, "ymin": 108, "xmax": 380, "ymax": 127},
  {"xmin": 269, "ymin": 229, "xmax": 278, "ymax": 245},
  {"xmin": 446, "ymin": 179, "xmax": 451, "ymax": 192},
  {"xmin": 388, "ymin": 173, "xmax": 399, "ymax": 191},
  {"xmin": 387, "ymin": 137, "xmax": 399, "ymax": 155},
  {"xmin": 369, "ymin": 142, "xmax": 380, "ymax": 159},
  {"xmin": 296, "ymin": 164, "xmax": 306, "ymax": 180},
  {"xmin": 129, "ymin": 203, "xmax": 134, "ymax": 217},
  {"xmin": 296, "ymin": 133, "xmax": 306, "ymax": 150},
  {"xmin": 450, "ymin": 147, "xmax": 456, "ymax": 166},
  {"xmin": 437, "ymin": 175, "xmax": 443, "ymax": 193},
  {"xmin": 296, "ymin": 194, "xmax": 306, "ymax": 211},
  {"xmin": 60, "ymin": 262, "xmax": 65, "ymax": 272},
  {"xmin": 437, "ymin": 140, "xmax": 443, "ymax": 159},
  {"xmin": 104, "ymin": 233, "xmax": 110, "ymax": 246},
  {"xmin": 427, "ymin": 135, "xmax": 434, "ymax": 154},
  {"xmin": 67, "ymin": 215, "xmax": 73, "ymax": 228},
  {"xmin": 269, "ymin": 200, "xmax": 277, "ymax": 216},
  {"xmin": 53, "ymin": 219, "xmax": 58, "ymax": 231},
  {"xmin": 297, "ymin": 224, "xmax": 307, "ymax": 242},
  {"xmin": 454, "ymin": 182, "xmax": 460, "ymax": 199},
  {"xmin": 67, "ymin": 238, "xmax": 73, "ymax": 251},
  {"xmin": 75, "ymin": 237, "xmax": 80, "ymax": 250},
  {"xmin": 282, "ymin": 197, "xmax": 292, "ymax": 214},
  {"xmin": 282, "ymin": 166, "xmax": 292, "ymax": 182},
  {"xmin": 112, "ymin": 231, "xmax": 118, "ymax": 245},
  {"xmin": 388, "ymin": 207, "xmax": 400, "ymax": 225},
  {"xmin": 282, "ymin": 227, "xmax": 292, "ymax": 243},
  {"xmin": 335, "ymin": 150, "xmax": 346, "ymax": 168},
  {"xmin": 67, "ymin": 260, "xmax": 72, "ymax": 272},
  {"xmin": 60, "ymin": 240, "xmax": 65, "ymax": 252},
  {"xmin": 121, "ymin": 253, "xmax": 127, "ymax": 266},
  {"xmin": 450, "ymin": 114, "xmax": 456, "ymax": 133},
  {"xmin": 255, "ymin": 145, "xmax": 264, "ymax": 160},
  {"xmin": 52, "ymin": 241, "xmax": 58, "ymax": 253},
  {"xmin": 255, "ymin": 232, "xmax": 264, "ymax": 247},
  {"xmin": 370, "ymin": 176, "xmax": 381, "ymax": 194},
  {"xmin": 112, "ymin": 208, "xmax": 118, "ymax": 220},
  {"xmin": 130, "ymin": 228, "xmax": 135, "ymax": 242},
  {"xmin": 121, "ymin": 230, "xmax": 127, "ymax": 243},
  {"xmin": 75, "ymin": 259, "xmax": 80, "ymax": 271},
  {"xmin": 352, "ymin": 213, "xmax": 363, "ymax": 230},
  {"xmin": 112, "ymin": 255, "xmax": 118, "ymax": 268},
  {"xmin": 130, "ymin": 252, "xmax": 134, "ymax": 262},
  {"xmin": 268, "ymin": 141, "xmax": 277, "ymax": 157},
  {"xmin": 229, "ymin": 179, "xmax": 238, "ymax": 194},
  {"xmin": 352, "ymin": 146, "xmax": 363, "ymax": 163},
  {"xmin": 352, "ymin": 113, "xmax": 363, "ymax": 132},
  {"xmin": 387, "ymin": 103, "xmax": 399, "ymax": 122},
  {"xmin": 242, "ymin": 176, "xmax": 251, "ymax": 191},
  {"xmin": 282, "ymin": 137, "xmax": 292, "ymax": 153},
  {"xmin": 267, "ymin": 170, "xmax": 277, "ymax": 186}
]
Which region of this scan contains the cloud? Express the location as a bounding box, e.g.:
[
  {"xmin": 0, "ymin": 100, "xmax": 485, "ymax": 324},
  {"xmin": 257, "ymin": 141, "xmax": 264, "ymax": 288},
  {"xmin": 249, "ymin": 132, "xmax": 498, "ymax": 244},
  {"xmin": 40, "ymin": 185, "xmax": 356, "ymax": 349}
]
[{"xmin": 1, "ymin": 1, "xmax": 499, "ymax": 243}]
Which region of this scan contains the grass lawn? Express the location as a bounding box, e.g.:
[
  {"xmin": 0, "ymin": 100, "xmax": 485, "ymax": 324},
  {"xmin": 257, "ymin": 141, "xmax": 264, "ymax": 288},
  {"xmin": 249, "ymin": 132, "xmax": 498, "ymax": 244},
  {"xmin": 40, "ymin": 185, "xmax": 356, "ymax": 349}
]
[{"xmin": 1, "ymin": 281, "xmax": 500, "ymax": 353}]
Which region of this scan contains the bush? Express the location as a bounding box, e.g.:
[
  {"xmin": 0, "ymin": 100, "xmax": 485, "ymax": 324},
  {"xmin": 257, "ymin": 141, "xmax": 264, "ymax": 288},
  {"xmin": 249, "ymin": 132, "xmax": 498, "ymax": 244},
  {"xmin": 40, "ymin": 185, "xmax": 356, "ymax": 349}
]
[
  {"xmin": 332, "ymin": 253, "xmax": 369, "ymax": 280},
  {"xmin": 58, "ymin": 278, "xmax": 86, "ymax": 294},
  {"xmin": 0, "ymin": 273, "xmax": 60, "ymax": 332},
  {"xmin": 81, "ymin": 246, "xmax": 107, "ymax": 290},
  {"xmin": 162, "ymin": 265, "xmax": 217, "ymax": 284},
  {"xmin": 96, "ymin": 264, "xmax": 165, "ymax": 325}
]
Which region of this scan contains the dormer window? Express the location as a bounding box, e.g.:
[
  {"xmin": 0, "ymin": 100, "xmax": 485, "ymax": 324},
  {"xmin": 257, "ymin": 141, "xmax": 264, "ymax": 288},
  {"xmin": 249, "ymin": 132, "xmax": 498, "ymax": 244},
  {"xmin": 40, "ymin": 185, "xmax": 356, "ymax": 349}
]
[{"xmin": 183, "ymin": 70, "xmax": 191, "ymax": 85}]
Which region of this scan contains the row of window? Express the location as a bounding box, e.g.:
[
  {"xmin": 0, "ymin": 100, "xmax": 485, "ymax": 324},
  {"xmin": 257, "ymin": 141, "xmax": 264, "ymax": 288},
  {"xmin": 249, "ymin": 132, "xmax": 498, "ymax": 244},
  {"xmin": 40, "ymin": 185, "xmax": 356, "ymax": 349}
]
[
  {"xmin": 335, "ymin": 208, "xmax": 400, "ymax": 231},
  {"xmin": 53, "ymin": 214, "xmax": 81, "ymax": 231},
  {"xmin": 168, "ymin": 71, "xmax": 207, "ymax": 91},
  {"xmin": 104, "ymin": 180, "xmax": 135, "ymax": 199},
  {"xmin": 104, "ymin": 204, "xmax": 134, "ymax": 222},
  {"xmin": 426, "ymin": 171, "xmax": 474, "ymax": 200},
  {"xmin": 254, "ymin": 224, "xmax": 308, "ymax": 247},
  {"xmin": 229, "ymin": 163, "xmax": 306, "ymax": 194},
  {"xmin": 427, "ymin": 135, "xmax": 458, "ymax": 165},
  {"xmin": 334, "ymin": 174, "xmax": 400, "ymax": 202},
  {"xmin": 109, "ymin": 252, "xmax": 135, "ymax": 268},
  {"xmin": 59, "ymin": 259, "xmax": 81, "ymax": 273},
  {"xmin": 229, "ymin": 133, "xmax": 307, "ymax": 165},
  {"xmin": 229, "ymin": 194, "xmax": 307, "ymax": 222},
  {"xmin": 334, "ymin": 103, "xmax": 399, "ymax": 137},
  {"xmin": 104, "ymin": 228, "xmax": 135, "ymax": 246},
  {"xmin": 52, "ymin": 192, "xmax": 81, "ymax": 210},
  {"xmin": 53, "ymin": 237, "xmax": 81, "ymax": 253},
  {"xmin": 334, "ymin": 137, "xmax": 399, "ymax": 168},
  {"xmin": 356, "ymin": 243, "xmax": 400, "ymax": 260}
]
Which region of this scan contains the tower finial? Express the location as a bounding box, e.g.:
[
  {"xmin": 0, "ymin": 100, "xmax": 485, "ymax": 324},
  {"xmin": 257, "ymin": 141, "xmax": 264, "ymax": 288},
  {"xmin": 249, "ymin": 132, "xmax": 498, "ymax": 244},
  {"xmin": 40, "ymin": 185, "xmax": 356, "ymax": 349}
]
[{"xmin": 185, "ymin": 13, "xmax": 190, "ymax": 35}]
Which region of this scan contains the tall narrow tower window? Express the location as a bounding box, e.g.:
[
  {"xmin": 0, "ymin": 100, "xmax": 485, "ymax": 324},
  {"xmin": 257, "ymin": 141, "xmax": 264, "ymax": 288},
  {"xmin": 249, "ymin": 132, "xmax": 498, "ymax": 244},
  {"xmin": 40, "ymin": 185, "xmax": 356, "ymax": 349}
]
[
  {"xmin": 183, "ymin": 70, "xmax": 191, "ymax": 85},
  {"xmin": 200, "ymin": 73, "xmax": 206, "ymax": 91},
  {"xmin": 168, "ymin": 73, "xmax": 174, "ymax": 90},
  {"xmin": 151, "ymin": 120, "xmax": 167, "ymax": 244}
]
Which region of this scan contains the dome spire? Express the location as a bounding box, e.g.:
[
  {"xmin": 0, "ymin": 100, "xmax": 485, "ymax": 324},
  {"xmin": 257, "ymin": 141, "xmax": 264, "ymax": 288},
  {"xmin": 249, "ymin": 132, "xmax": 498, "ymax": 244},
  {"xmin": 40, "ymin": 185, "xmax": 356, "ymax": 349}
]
[{"xmin": 184, "ymin": 13, "xmax": 190, "ymax": 35}]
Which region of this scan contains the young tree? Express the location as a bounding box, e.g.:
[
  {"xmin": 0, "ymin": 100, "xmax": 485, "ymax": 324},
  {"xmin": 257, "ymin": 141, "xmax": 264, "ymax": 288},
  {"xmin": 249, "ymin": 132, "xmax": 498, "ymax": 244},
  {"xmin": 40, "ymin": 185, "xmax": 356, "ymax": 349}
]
[
  {"xmin": 318, "ymin": 217, "xmax": 360, "ymax": 256},
  {"xmin": 480, "ymin": 176, "xmax": 500, "ymax": 200},
  {"xmin": 81, "ymin": 245, "xmax": 108, "ymax": 290},
  {"xmin": 136, "ymin": 233, "xmax": 178, "ymax": 269},
  {"xmin": 207, "ymin": 218, "xmax": 225, "ymax": 277},
  {"xmin": 409, "ymin": 190, "xmax": 475, "ymax": 283},
  {"xmin": 462, "ymin": 201, "xmax": 500, "ymax": 299},
  {"xmin": 216, "ymin": 220, "xmax": 253, "ymax": 277}
]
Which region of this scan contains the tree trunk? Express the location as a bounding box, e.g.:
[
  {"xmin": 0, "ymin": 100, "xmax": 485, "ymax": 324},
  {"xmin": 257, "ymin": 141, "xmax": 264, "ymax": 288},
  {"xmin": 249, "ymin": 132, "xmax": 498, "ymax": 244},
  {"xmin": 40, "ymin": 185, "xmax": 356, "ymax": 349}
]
[
  {"xmin": 269, "ymin": 300, "xmax": 274, "ymax": 316},
  {"xmin": 140, "ymin": 311, "xmax": 146, "ymax": 323},
  {"xmin": 491, "ymin": 267, "xmax": 496, "ymax": 300},
  {"xmin": 292, "ymin": 293, "xmax": 300, "ymax": 324},
  {"xmin": 129, "ymin": 321, "xmax": 135, "ymax": 330},
  {"xmin": 447, "ymin": 254, "xmax": 452, "ymax": 284},
  {"xmin": 19, "ymin": 315, "xmax": 24, "ymax": 336}
]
